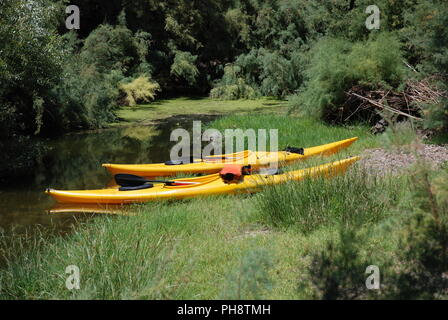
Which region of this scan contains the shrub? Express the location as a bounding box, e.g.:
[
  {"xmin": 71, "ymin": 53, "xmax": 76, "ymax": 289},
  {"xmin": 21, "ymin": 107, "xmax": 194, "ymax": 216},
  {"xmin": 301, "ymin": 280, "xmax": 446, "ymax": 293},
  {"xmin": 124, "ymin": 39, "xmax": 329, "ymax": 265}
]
[
  {"xmin": 385, "ymin": 162, "xmax": 448, "ymax": 299},
  {"xmin": 80, "ymin": 24, "xmax": 152, "ymax": 77},
  {"xmin": 210, "ymin": 47, "xmax": 305, "ymax": 99},
  {"xmin": 210, "ymin": 65, "xmax": 258, "ymax": 99},
  {"xmin": 304, "ymin": 228, "xmax": 377, "ymax": 300},
  {"xmin": 48, "ymin": 58, "xmax": 121, "ymax": 131},
  {"xmin": 291, "ymin": 33, "xmax": 406, "ymax": 120},
  {"xmin": 119, "ymin": 76, "xmax": 161, "ymax": 106},
  {"xmin": 170, "ymin": 50, "xmax": 199, "ymax": 85},
  {"xmin": 379, "ymin": 119, "xmax": 419, "ymax": 149},
  {"xmin": 46, "ymin": 23, "xmax": 156, "ymax": 131},
  {"xmin": 220, "ymin": 248, "xmax": 273, "ymax": 299}
]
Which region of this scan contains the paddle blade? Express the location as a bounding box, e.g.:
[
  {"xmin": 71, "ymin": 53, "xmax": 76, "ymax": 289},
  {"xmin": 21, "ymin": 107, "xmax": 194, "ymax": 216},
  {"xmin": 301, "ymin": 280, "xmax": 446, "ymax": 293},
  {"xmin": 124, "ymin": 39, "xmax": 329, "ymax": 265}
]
[{"xmin": 115, "ymin": 174, "xmax": 147, "ymax": 187}]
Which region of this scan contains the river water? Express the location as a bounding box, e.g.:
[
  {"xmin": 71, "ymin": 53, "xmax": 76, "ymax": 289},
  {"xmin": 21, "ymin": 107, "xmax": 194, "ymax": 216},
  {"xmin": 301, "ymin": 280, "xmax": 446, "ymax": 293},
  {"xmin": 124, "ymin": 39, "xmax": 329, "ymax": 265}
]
[{"xmin": 0, "ymin": 115, "xmax": 218, "ymax": 235}]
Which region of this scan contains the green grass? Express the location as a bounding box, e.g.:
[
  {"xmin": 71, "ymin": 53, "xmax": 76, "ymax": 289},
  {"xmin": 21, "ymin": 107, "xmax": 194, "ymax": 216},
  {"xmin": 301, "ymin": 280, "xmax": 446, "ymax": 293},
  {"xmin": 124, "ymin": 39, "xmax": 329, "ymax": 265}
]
[
  {"xmin": 0, "ymin": 182, "xmax": 409, "ymax": 299},
  {"xmin": 113, "ymin": 96, "xmax": 287, "ymax": 125},
  {"xmin": 208, "ymin": 113, "xmax": 379, "ymax": 153},
  {"xmin": 253, "ymin": 168, "xmax": 403, "ymax": 234},
  {"xmin": 0, "ymin": 105, "xmax": 427, "ymax": 300}
]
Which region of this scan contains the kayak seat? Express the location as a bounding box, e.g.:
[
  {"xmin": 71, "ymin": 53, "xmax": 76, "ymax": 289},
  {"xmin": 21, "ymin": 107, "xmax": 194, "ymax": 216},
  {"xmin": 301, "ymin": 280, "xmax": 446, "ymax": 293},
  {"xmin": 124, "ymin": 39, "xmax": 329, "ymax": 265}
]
[
  {"xmin": 119, "ymin": 184, "xmax": 154, "ymax": 191},
  {"xmin": 284, "ymin": 146, "xmax": 304, "ymax": 155},
  {"xmin": 165, "ymin": 160, "xmax": 185, "ymax": 165},
  {"xmin": 165, "ymin": 156, "xmax": 196, "ymax": 165}
]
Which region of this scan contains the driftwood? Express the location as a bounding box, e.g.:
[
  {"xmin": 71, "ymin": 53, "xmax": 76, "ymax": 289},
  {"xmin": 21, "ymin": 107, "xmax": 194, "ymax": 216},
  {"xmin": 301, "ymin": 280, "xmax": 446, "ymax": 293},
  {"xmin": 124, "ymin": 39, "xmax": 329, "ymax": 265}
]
[
  {"xmin": 350, "ymin": 92, "xmax": 423, "ymax": 121},
  {"xmin": 339, "ymin": 75, "xmax": 447, "ymax": 125}
]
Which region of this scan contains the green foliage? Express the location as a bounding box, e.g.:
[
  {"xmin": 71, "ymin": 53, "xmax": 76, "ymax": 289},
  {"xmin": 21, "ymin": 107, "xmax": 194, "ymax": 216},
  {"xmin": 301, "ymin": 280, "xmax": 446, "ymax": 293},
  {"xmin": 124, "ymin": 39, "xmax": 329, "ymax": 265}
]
[
  {"xmin": 170, "ymin": 50, "xmax": 199, "ymax": 85},
  {"xmin": 403, "ymin": 0, "xmax": 448, "ymax": 131},
  {"xmin": 225, "ymin": 0, "xmax": 308, "ymax": 51},
  {"xmin": 0, "ymin": 0, "xmax": 64, "ymax": 135},
  {"xmin": 48, "ymin": 22, "xmax": 157, "ymax": 131},
  {"xmin": 0, "ymin": 213, "xmax": 174, "ymax": 299},
  {"xmin": 385, "ymin": 162, "xmax": 448, "ymax": 299},
  {"xmin": 290, "ymin": 33, "xmax": 406, "ymax": 119},
  {"xmin": 423, "ymin": 95, "xmax": 448, "ymax": 131},
  {"xmin": 255, "ymin": 168, "xmax": 394, "ymax": 234},
  {"xmin": 211, "ymin": 48, "xmax": 305, "ymax": 99},
  {"xmin": 212, "ymin": 0, "xmax": 309, "ymax": 99},
  {"xmin": 49, "ymin": 53, "xmax": 121, "ymax": 130},
  {"xmin": 304, "ymin": 228, "xmax": 374, "ymax": 300},
  {"xmin": 379, "ymin": 120, "xmax": 419, "ymax": 148},
  {"xmin": 81, "ymin": 24, "xmax": 152, "ymax": 77},
  {"xmin": 210, "ymin": 65, "xmax": 258, "ymax": 99},
  {"xmin": 221, "ymin": 248, "xmax": 273, "ymax": 299},
  {"xmin": 403, "ymin": 0, "xmax": 448, "ymax": 75},
  {"xmin": 119, "ymin": 76, "xmax": 160, "ymax": 106},
  {"xmin": 3, "ymin": 0, "xmax": 448, "ymax": 136}
]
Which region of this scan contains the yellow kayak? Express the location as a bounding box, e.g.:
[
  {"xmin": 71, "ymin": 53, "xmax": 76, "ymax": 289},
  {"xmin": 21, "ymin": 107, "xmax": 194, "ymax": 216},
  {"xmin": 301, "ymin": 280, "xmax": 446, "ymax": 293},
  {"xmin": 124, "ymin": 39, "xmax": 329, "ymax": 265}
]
[
  {"xmin": 102, "ymin": 137, "xmax": 358, "ymax": 176},
  {"xmin": 46, "ymin": 156, "xmax": 360, "ymax": 204}
]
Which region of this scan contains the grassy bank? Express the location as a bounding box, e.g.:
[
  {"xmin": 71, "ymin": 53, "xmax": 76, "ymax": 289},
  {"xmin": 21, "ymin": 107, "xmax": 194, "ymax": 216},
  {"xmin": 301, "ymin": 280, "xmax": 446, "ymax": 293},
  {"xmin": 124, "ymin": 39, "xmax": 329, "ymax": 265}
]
[
  {"xmin": 113, "ymin": 97, "xmax": 287, "ymax": 126},
  {"xmin": 1, "ymin": 111, "xmax": 446, "ymax": 299}
]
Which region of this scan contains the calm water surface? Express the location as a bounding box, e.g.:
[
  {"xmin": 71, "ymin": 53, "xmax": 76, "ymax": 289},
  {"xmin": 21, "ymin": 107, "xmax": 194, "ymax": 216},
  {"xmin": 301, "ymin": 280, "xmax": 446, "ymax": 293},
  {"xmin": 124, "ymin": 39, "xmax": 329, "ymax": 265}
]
[{"xmin": 0, "ymin": 115, "xmax": 218, "ymax": 235}]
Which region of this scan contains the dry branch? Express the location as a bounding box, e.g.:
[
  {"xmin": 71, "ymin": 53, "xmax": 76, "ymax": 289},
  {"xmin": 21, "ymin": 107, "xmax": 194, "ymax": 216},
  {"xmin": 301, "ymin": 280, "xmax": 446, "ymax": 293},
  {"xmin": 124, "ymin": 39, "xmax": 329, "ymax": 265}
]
[
  {"xmin": 341, "ymin": 76, "xmax": 446, "ymax": 124},
  {"xmin": 350, "ymin": 92, "xmax": 423, "ymax": 121}
]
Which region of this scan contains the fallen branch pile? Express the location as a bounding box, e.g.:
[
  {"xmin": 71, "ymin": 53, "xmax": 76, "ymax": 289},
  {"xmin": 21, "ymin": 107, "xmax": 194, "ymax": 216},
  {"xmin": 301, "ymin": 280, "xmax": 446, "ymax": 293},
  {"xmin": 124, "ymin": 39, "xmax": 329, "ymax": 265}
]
[{"xmin": 339, "ymin": 76, "xmax": 447, "ymax": 125}]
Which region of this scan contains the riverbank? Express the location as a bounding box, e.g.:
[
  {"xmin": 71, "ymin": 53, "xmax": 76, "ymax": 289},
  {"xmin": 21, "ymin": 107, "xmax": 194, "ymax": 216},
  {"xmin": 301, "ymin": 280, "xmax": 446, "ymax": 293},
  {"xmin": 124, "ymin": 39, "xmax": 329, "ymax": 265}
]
[
  {"xmin": 112, "ymin": 96, "xmax": 288, "ymax": 127},
  {"xmin": 1, "ymin": 103, "xmax": 447, "ymax": 299}
]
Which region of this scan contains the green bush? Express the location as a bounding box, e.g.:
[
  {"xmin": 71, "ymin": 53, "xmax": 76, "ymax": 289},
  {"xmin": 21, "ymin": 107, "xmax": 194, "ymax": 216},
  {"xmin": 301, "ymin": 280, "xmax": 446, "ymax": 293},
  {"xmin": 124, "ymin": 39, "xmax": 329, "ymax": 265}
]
[
  {"xmin": 210, "ymin": 65, "xmax": 258, "ymax": 100},
  {"xmin": 290, "ymin": 33, "xmax": 406, "ymax": 120},
  {"xmin": 170, "ymin": 50, "xmax": 199, "ymax": 85},
  {"xmin": 304, "ymin": 228, "xmax": 376, "ymax": 300},
  {"xmin": 48, "ymin": 55, "xmax": 121, "ymax": 131},
  {"xmin": 211, "ymin": 47, "xmax": 305, "ymax": 99},
  {"xmin": 403, "ymin": 0, "xmax": 448, "ymax": 75},
  {"xmin": 119, "ymin": 76, "xmax": 161, "ymax": 106},
  {"xmin": 385, "ymin": 162, "xmax": 448, "ymax": 299},
  {"xmin": 80, "ymin": 24, "xmax": 152, "ymax": 77},
  {"xmin": 47, "ymin": 22, "xmax": 156, "ymax": 131}
]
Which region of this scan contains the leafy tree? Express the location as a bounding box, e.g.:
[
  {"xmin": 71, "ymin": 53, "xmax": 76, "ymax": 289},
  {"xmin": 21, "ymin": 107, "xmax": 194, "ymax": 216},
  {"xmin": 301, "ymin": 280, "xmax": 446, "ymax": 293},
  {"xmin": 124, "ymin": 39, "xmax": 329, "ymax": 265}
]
[
  {"xmin": 0, "ymin": 0, "xmax": 65, "ymax": 135},
  {"xmin": 170, "ymin": 50, "xmax": 199, "ymax": 85},
  {"xmin": 80, "ymin": 23, "xmax": 152, "ymax": 77}
]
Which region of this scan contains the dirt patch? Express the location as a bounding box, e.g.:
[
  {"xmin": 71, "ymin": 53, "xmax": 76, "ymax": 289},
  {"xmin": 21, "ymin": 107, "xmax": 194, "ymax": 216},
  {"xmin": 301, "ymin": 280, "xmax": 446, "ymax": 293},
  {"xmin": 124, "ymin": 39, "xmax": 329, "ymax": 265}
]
[{"xmin": 360, "ymin": 144, "xmax": 448, "ymax": 175}]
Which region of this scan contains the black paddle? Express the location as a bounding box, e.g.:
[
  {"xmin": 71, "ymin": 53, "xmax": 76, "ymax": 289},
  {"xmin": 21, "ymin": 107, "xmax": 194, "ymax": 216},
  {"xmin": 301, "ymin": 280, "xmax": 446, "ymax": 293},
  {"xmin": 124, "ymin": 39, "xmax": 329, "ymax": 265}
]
[{"xmin": 114, "ymin": 174, "xmax": 197, "ymax": 187}]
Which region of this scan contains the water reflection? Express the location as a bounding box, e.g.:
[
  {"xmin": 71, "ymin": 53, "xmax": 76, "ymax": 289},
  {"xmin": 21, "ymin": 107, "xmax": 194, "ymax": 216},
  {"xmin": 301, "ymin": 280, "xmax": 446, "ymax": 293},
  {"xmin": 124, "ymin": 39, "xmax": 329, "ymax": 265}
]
[{"xmin": 48, "ymin": 203, "xmax": 132, "ymax": 215}]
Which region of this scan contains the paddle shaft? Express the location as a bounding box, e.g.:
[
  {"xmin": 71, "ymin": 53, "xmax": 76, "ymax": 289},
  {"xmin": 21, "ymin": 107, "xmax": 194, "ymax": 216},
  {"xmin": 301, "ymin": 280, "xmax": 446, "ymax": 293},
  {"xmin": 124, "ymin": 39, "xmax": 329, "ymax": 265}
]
[{"xmin": 115, "ymin": 174, "xmax": 198, "ymax": 186}]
